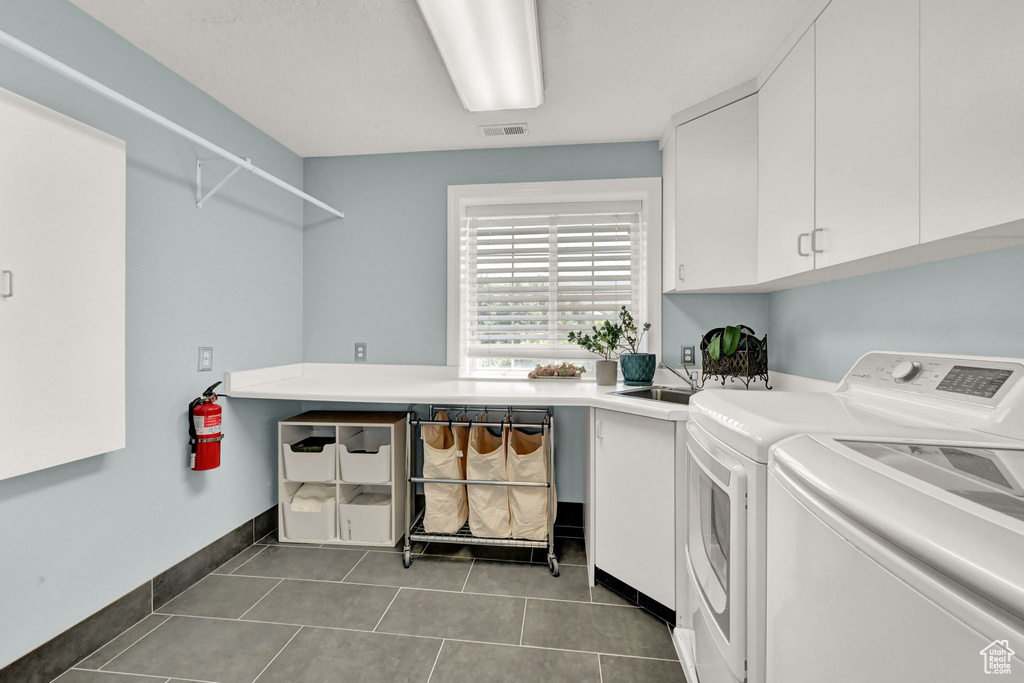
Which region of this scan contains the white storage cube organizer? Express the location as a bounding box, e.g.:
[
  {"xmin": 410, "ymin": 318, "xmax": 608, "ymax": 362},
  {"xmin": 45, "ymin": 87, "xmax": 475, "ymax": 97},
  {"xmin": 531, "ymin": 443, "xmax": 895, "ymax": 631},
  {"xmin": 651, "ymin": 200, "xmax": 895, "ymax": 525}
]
[
  {"xmin": 282, "ymin": 484, "xmax": 337, "ymax": 541},
  {"xmin": 282, "ymin": 440, "xmax": 336, "ymax": 482},
  {"xmin": 339, "ymin": 430, "xmax": 391, "ymax": 483},
  {"xmin": 338, "ymin": 487, "xmax": 392, "ymax": 544}
]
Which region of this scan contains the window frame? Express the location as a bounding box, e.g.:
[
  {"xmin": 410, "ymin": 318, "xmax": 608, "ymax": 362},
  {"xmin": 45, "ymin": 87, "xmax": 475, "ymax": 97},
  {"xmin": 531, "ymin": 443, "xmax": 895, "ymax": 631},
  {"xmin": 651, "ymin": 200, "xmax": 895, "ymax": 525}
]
[{"xmin": 446, "ymin": 178, "xmax": 662, "ymax": 378}]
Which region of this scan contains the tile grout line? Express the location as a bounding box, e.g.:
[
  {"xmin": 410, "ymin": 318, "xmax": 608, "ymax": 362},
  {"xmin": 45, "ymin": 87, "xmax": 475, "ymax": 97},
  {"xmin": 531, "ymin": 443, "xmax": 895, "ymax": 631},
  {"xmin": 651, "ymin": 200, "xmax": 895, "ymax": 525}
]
[
  {"xmin": 598, "ymin": 653, "xmax": 605, "ymax": 683},
  {"xmin": 147, "ymin": 613, "xmax": 681, "ymax": 662},
  {"xmin": 372, "ymin": 587, "xmax": 403, "ymax": 632},
  {"xmin": 95, "ymin": 615, "xmax": 178, "ymax": 673},
  {"xmin": 92, "ymin": 667, "xmax": 218, "ymax": 682},
  {"xmin": 425, "ymin": 638, "xmax": 446, "ymax": 683},
  {"xmin": 70, "ymin": 670, "xmax": 181, "ymax": 681},
  {"xmin": 251, "ymin": 625, "xmax": 303, "ymax": 683},
  {"xmin": 237, "ymin": 578, "xmax": 285, "ymax": 620},
  {"xmin": 224, "ymin": 570, "xmax": 641, "ymax": 608},
  {"xmin": 71, "ymin": 613, "xmax": 171, "ymax": 670},
  {"xmin": 224, "ymin": 545, "xmax": 268, "ymax": 575},
  {"xmin": 519, "ymin": 598, "xmax": 528, "ymax": 646},
  {"xmin": 338, "ymin": 550, "xmax": 370, "ymax": 583},
  {"xmin": 460, "ymin": 559, "xmax": 475, "ymax": 592}
]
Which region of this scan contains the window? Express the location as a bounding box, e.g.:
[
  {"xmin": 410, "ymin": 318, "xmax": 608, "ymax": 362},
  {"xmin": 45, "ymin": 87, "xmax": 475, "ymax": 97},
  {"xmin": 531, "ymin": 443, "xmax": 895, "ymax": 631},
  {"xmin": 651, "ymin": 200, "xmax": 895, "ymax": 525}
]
[{"xmin": 447, "ymin": 179, "xmax": 661, "ymax": 378}]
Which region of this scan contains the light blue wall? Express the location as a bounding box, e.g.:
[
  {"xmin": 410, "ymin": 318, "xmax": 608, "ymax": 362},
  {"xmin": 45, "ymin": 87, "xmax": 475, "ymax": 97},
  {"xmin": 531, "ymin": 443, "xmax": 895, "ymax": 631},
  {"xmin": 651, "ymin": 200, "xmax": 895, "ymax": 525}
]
[
  {"xmin": 661, "ymin": 293, "xmax": 771, "ymax": 366},
  {"xmin": 302, "ymin": 142, "xmax": 664, "ymax": 364},
  {"xmin": 0, "ymin": 0, "xmax": 304, "ymax": 666},
  {"xmin": 767, "ymin": 245, "xmax": 1024, "ymax": 382},
  {"xmin": 302, "ymin": 143, "xmax": 768, "ymax": 502}
]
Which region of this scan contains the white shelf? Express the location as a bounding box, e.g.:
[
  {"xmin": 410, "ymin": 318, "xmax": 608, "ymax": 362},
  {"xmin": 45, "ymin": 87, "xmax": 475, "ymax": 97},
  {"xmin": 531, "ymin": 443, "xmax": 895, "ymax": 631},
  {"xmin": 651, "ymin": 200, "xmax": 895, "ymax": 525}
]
[{"xmin": 277, "ymin": 411, "xmax": 407, "ymax": 547}]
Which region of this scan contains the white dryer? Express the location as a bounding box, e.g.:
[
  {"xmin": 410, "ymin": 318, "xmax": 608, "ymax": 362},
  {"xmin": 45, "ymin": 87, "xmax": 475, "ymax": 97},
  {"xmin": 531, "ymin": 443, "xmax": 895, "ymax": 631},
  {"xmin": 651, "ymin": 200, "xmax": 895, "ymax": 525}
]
[
  {"xmin": 682, "ymin": 351, "xmax": 1024, "ymax": 683},
  {"xmin": 768, "ymin": 435, "xmax": 1024, "ymax": 682}
]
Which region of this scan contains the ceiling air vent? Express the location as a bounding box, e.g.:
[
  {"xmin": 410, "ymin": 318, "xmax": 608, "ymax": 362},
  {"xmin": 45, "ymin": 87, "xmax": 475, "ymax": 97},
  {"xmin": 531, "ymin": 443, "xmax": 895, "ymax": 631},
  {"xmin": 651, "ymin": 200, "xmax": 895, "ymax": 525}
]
[{"xmin": 479, "ymin": 122, "xmax": 529, "ymax": 137}]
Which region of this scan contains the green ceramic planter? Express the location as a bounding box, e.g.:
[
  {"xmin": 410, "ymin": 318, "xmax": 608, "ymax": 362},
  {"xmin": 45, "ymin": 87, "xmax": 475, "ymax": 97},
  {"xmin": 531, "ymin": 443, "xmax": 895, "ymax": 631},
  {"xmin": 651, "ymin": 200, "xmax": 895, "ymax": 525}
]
[{"xmin": 619, "ymin": 353, "xmax": 656, "ymax": 386}]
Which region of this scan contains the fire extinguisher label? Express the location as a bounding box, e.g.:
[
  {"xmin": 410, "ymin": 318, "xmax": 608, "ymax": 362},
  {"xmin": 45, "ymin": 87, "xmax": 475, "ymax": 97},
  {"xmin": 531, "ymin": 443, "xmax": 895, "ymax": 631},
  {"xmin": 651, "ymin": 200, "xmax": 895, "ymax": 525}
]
[{"xmin": 193, "ymin": 414, "xmax": 222, "ymax": 435}]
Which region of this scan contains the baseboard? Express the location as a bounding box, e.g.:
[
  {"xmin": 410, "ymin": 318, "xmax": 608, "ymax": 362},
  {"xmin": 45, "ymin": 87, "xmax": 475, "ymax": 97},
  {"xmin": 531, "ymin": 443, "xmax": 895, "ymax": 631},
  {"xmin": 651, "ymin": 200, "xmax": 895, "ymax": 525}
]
[
  {"xmin": 0, "ymin": 505, "xmax": 278, "ymax": 683},
  {"xmin": 594, "ymin": 566, "xmax": 675, "ymax": 625}
]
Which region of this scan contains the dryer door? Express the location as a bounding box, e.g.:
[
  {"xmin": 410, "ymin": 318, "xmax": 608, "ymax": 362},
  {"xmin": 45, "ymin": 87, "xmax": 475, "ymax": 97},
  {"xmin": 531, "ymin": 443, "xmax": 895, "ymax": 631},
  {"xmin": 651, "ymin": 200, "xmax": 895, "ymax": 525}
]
[{"xmin": 686, "ymin": 421, "xmax": 748, "ymax": 681}]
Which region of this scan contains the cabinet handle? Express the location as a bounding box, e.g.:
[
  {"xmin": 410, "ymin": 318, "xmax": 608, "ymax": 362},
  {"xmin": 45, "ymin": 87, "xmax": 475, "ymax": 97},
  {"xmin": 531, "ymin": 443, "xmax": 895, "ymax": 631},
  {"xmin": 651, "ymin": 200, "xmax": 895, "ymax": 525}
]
[
  {"xmin": 678, "ymin": 265, "xmax": 685, "ymax": 282},
  {"xmin": 595, "ymin": 420, "xmax": 603, "ymax": 439},
  {"xmin": 811, "ymin": 228, "xmax": 825, "ymax": 254},
  {"xmin": 797, "ymin": 233, "xmax": 810, "ymax": 257},
  {"xmin": 1, "ymin": 270, "xmax": 11, "ymax": 299}
]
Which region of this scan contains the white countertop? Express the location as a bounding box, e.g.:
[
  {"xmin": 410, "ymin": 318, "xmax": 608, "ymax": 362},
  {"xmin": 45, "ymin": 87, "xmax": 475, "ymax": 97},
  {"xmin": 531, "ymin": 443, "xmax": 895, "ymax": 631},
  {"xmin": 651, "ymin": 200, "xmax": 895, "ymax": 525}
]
[{"xmin": 224, "ymin": 363, "xmax": 833, "ymax": 421}]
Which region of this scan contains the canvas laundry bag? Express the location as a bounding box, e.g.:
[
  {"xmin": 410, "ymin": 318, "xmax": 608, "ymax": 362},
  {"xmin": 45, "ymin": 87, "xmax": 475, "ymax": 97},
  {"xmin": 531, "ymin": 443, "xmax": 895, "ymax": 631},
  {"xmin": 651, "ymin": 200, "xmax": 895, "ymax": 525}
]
[
  {"xmin": 466, "ymin": 417, "xmax": 511, "ymax": 538},
  {"xmin": 421, "ymin": 411, "xmax": 468, "ymax": 534},
  {"xmin": 507, "ymin": 427, "xmax": 555, "ymax": 540}
]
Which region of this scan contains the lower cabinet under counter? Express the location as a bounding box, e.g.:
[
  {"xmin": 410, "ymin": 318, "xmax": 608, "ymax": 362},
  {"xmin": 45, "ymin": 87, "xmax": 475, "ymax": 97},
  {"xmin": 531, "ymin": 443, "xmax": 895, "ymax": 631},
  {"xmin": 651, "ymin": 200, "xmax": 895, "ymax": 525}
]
[{"xmin": 592, "ymin": 408, "xmax": 680, "ymax": 620}]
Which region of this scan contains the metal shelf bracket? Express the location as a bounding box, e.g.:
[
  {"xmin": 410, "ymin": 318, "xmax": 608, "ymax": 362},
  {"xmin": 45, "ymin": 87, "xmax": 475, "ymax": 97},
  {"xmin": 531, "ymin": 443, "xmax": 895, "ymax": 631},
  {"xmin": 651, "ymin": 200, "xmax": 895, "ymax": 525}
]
[{"xmin": 196, "ymin": 157, "xmax": 248, "ymax": 209}]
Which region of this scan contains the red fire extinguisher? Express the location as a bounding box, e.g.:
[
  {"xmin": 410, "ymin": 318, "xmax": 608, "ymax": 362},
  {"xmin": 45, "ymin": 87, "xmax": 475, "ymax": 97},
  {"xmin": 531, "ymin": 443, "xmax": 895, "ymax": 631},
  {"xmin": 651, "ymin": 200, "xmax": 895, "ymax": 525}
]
[{"xmin": 189, "ymin": 382, "xmax": 223, "ymax": 470}]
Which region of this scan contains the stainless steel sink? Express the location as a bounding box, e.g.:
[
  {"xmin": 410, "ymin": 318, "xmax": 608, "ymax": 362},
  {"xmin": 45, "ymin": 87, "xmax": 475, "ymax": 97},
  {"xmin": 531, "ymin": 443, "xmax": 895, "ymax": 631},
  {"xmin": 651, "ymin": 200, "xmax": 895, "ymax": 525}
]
[{"xmin": 612, "ymin": 385, "xmax": 698, "ymax": 405}]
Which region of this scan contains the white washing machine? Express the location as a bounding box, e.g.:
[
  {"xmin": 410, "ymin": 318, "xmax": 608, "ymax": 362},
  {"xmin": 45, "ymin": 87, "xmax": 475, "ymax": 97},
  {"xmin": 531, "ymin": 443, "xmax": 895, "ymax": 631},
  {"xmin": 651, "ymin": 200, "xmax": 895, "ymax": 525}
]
[
  {"xmin": 768, "ymin": 435, "xmax": 1024, "ymax": 682},
  {"xmin": 682, "ymin": 351, "xmax": 1024, "ymax": 683}
]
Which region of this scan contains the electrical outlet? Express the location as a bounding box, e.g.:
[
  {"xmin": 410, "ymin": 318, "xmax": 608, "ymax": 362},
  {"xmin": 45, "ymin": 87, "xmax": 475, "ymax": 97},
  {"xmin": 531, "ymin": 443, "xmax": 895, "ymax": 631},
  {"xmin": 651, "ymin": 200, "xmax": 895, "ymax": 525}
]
[
  {"xmin": 354, "ymin": 342, "xmax": 367, "ymax": 363},
  {"xmin": 198, "ymin": 346, "xmax": 213, "ymax": 371},
  {"xmin": 682, "ymin": 345, "xmax": 695, "ymax": 364}
]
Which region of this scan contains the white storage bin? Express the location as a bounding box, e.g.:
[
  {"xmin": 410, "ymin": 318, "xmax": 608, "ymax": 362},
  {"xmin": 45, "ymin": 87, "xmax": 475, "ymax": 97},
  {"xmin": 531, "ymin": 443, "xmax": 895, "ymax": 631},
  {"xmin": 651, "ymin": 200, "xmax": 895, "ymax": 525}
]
[
  {"xmin": 339, "ymin": 430, "xmax": 391, "ymax": 484},
  {"xmin": 283, "ymin": 440, "xmax": 336, "ymax": 482},
  {"xmin": 338, "ymin": 490, "xmax": 392, "ymax": 544},
  {"xmin": 282, "ymin": 486, "xmax": 336, "ymax": 541}
]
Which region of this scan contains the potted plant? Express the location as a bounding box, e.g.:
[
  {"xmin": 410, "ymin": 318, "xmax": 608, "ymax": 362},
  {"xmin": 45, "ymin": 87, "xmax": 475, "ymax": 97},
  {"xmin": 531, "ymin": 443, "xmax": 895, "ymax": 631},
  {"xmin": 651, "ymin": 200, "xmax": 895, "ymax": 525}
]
[
  {"xmin": 700, "ymin": 324, "xmax": 771, "ymax": 389},
  {"xmin": 567, "ymin": 319, "xmax": 622, "ymax": 386},
  {"xmin": 616, "ymin": 306, "xmax": 655, "ymax": 386}
]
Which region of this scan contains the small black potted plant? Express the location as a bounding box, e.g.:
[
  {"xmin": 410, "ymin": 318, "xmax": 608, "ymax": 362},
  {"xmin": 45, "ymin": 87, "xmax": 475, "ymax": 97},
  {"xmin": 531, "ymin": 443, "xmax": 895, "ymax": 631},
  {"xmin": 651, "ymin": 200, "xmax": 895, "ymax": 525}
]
[
  {"xmin": 616, "ymin": 307, "xmax": 655, "ymax": 386},
  {"xmin": 568, "ymin": 319, "xmax": 622, "ymax": 386}
]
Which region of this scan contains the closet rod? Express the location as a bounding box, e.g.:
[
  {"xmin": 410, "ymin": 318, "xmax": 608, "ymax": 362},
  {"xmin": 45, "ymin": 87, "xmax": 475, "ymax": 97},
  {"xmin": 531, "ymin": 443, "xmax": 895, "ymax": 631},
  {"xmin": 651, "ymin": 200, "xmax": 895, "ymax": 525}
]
[{"xmin": 0, "ymin": 29, "xmax": 345, "ymax": 220}]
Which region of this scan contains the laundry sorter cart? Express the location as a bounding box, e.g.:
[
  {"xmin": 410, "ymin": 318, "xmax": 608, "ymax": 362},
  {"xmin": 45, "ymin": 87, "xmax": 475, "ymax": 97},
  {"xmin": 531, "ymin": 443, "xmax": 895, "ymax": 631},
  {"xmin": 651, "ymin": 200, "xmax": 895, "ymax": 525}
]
[{"xmin": 402, "ymin": 405, "xmax": 559, "ymax": 576}]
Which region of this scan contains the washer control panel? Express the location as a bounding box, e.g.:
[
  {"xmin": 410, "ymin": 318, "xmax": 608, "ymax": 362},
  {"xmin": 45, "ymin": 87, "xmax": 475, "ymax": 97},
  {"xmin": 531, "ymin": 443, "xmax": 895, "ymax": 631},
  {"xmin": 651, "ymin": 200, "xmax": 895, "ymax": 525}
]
[{"xmin": 844, "ymin": 353, "xmax": 1024, "ymax": 407}]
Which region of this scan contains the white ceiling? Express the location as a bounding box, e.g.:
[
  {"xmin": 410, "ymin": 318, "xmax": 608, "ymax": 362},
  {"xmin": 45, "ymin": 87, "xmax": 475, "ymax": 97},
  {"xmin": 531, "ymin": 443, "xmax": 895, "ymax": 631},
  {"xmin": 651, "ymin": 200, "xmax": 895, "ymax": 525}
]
[{"xmin": 69, "ymin": 0, "xmax": 815, "ymax": 158}]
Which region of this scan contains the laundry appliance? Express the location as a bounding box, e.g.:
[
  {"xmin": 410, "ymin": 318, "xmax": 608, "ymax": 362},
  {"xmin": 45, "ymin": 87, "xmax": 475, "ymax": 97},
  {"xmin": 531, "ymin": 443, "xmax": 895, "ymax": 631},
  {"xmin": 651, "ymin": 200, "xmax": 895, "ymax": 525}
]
[{"xmin": 682, "ymin": 351, "xmax": 1024, "ymax": 683}]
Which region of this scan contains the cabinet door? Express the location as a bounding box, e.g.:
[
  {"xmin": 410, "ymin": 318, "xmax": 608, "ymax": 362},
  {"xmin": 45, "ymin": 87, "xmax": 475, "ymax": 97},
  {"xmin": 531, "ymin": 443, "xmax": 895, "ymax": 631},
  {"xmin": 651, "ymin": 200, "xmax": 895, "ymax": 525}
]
[
  {"xmin": 815, "ymin": 0, "xmax": 919, "ymax": 267},
  {"xmin": 0, "ymin": 87, "xmax": 126, "ymax": 480},
  {"xmin": 758, "ymin": 26, "xmax": 816, "ymax": 283},
  {"xmin": 671, "ymin": 96, "xmax": 758, "ymax": 291},
  {"xmin": 921, "ymin": 0, "xmax": 1024, "ymax": 242},
  {"xmin": 661, "ymin": 128, "xmax": 678, "ymax": 293},
  {"xmin": 594, "ymin": 409, "xmax": 675, "ymax": 608}
]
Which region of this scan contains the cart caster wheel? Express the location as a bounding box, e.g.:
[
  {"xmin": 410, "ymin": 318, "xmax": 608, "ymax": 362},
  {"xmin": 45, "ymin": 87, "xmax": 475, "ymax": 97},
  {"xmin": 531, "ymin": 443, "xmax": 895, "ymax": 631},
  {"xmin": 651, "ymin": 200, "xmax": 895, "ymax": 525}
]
[
  {"xmin": 547, "ymin": 555, "xmax": 560, "ymax": 577},
  {"xmin": 402, "ymin": 549, "xmax": 412, "ymax": 568}
]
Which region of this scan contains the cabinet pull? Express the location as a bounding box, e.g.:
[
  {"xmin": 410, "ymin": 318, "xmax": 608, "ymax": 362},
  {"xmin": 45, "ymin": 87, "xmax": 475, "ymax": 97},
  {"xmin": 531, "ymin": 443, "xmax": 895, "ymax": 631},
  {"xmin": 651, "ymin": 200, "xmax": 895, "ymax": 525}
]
[
  {"xmin": 678, "ymin": 264, "xmax": 685, "ymax": 282},
  {"xmin": 797, "ymin": 233, "xmax": 810, "ymax": 257},
  {"xmin": 595, "ymin": 421, "xmax": 603, "ymax": 439},
  {"xmin": 1, "ymin": 270, "xmax": 11, "ymax": 299},
  {"xmin": 811, "ymin": 228, "xmax": 825, "ymax": 254}
]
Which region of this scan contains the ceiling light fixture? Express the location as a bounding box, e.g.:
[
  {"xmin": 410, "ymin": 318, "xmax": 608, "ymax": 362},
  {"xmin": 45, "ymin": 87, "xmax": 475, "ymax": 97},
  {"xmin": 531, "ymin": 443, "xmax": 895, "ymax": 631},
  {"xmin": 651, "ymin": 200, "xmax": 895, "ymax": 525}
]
[{"xmin": 416, "ymin": 0, "xmax": 544, "ymax": 112}]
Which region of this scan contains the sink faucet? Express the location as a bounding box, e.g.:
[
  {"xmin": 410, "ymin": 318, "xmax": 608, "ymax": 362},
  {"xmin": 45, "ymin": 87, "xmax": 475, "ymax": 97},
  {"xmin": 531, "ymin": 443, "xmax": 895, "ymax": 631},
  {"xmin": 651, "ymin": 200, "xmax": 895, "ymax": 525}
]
[{"xmin": 659, "ymin": 362, "xmax": 699, "ymax": 391}]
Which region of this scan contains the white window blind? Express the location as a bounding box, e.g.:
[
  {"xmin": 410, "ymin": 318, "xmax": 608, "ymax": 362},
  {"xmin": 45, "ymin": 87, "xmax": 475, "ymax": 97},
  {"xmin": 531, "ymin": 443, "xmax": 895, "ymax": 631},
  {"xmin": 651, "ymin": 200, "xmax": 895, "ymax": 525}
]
[{"xmin": 459, "ymin": 200, "xmax": 645, "ymax": 367}]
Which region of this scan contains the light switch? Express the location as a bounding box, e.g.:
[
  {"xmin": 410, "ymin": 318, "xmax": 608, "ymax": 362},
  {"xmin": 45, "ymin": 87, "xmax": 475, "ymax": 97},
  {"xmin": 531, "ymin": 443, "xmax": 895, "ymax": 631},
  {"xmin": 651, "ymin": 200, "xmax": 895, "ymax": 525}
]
[{"xmin": 198, "ymin": 346, "xmax": 213, "ymax": 371}]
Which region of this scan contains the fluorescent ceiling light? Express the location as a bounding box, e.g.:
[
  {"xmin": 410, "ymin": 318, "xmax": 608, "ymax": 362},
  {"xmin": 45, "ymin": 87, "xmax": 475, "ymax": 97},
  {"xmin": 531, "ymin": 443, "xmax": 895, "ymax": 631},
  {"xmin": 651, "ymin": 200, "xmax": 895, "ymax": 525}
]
[{"xmin": 417, "ymin": 0, "xmax": 544, "ymax": 112}]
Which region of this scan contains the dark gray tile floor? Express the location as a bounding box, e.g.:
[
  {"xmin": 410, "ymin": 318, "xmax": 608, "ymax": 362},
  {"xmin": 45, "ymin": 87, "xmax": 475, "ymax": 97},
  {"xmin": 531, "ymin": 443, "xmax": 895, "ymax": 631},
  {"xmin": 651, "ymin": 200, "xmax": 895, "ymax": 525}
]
[{"xmin": 64, "ymin": 536, "xmax": 683, "ymax": 683}]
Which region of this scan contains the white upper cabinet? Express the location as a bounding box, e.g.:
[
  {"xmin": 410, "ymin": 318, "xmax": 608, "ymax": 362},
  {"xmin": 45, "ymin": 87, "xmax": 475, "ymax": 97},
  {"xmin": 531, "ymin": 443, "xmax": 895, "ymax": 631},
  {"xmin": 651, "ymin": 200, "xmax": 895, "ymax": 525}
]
[
  {"xmin": 920, "ymin": 0, "xmax": 1024, "ymax": 243},
  {"xmin": 666, "ymin": 95, "xmax": 758, "ymax": 292},
  {"xmin": 0, "ymin": 87, "xmax": 126, "ymax": 481},
  {"xmin": 814, "ymin": 0, "xmax": 919, "ymax": 268},
  {"xmin": 758, "ymin": 25, "xmax": 815, "ymax": 283}
]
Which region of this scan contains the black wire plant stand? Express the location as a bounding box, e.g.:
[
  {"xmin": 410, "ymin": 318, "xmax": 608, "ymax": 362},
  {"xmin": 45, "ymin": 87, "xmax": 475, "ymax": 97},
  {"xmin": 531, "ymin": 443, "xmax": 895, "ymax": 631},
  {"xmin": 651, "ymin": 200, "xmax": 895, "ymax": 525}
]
[{"xmin": 699, "ymin": 327, "xmax": 772, "ymax": 390}]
